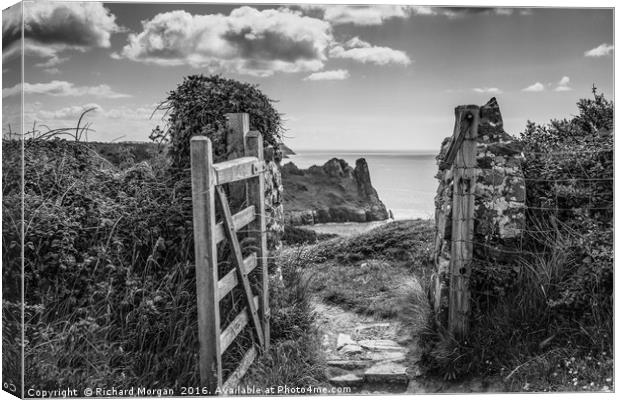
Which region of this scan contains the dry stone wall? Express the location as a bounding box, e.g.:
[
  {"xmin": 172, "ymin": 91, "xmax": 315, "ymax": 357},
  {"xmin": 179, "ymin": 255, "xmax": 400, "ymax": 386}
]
[
  {"xmin": 264, "ymin": 146, "xmax": 284, "ymax": 252},
  {"xmin": 431, "ymin": 98, "xmax": 526, "ymax": 326}
]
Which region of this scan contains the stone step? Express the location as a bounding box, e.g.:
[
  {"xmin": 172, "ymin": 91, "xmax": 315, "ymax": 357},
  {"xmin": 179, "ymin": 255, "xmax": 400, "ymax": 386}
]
[
  {"xmin": 364, "ymin": 362, "xmax": 409, "ymax": 384},
  {"xmin": 355, "ymin": 322, "xmax": 391, "ymax": 331},
  {"xmin": 406, "ymin": 379, "xmax": 427, "ymax": 393},
  {"xmin": 339, "ymin": 344, "xmax": 363, "ymax": 355},
  {"xmin": 327, "ymin": 359, "xmax": 373, "ymax": 370},
  {"xmin": 328, "ymin": 373, "xmax": 364, "ymax": 386},
  {"xmin": 360, "ymin": 351, "xmax": 407, "ymax": 362},
  {"xmin": 336, "ymin": 333, "xmax": 356, "ymax": 349},
  {"xmin": 358, "ymin": 339, "xmax": 405, "ymax": 352}
]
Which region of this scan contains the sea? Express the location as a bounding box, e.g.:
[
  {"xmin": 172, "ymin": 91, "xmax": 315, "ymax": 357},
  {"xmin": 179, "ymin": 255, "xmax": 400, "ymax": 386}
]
[{"xmin": 285, "ymin": 150, "xmax": 439, "ymax": 222}]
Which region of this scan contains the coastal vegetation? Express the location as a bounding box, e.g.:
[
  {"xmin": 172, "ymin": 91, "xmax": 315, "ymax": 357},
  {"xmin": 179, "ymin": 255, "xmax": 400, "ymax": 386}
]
[{"xmin": 2, "ymin": 74, "xmax": 612, "ymax": 393}]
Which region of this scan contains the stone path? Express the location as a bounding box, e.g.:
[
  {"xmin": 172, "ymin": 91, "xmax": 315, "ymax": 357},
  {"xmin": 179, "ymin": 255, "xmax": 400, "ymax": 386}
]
[{"xmin": 313, "ymin": 301, "xmax": 424, "ymax": 394}]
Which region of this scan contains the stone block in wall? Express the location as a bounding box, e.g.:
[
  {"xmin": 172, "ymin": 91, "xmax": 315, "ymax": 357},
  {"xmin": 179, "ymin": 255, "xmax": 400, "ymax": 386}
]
[{"xmin": 263, "ymin": 157, "xmax": 284, "ymax": 252}]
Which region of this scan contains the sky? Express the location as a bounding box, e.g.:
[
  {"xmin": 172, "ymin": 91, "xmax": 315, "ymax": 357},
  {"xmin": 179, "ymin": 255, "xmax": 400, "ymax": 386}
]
[{"xmin": 1, "ymin": 1, "xmax": 615, "ymax": 151}]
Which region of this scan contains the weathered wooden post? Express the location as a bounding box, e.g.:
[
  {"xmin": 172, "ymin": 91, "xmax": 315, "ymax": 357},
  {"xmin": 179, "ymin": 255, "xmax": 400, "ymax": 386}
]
[
  {"xmin": 225, "ymin": 113, "xmax": 250, "ymax": 208},
  {"xmin": 225, "ymin": 113, "xmax": 270, "ymax": 350},
  {"xmin": 447, "ymin": 106, "xmax": 479, "ymax": 339},
  {"xmin": 246, "ymin": 131, "xmax": 270, "ymax": 351},
  {"xmin": 189, "ymin": 137, "xmax": 222, "ymax": 390}
]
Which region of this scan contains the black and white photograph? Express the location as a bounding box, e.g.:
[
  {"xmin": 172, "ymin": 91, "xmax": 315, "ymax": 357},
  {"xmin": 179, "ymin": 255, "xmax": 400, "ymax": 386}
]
[{"xmin": 1, "ymin": 1, "xmax": 615, "ymax": 398}]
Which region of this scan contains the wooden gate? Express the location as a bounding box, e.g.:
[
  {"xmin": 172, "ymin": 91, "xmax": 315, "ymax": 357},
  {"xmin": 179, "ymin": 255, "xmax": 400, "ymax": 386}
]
[{"xmin": 190, "ymin": 130, "xmax": 269, "ymax": 393}]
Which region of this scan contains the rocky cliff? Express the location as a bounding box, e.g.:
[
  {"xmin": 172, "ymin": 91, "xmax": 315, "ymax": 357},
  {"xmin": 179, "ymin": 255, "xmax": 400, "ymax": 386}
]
[{"xmin": 281, "ymin": 157, "xmax": 390, "ymax": 225}]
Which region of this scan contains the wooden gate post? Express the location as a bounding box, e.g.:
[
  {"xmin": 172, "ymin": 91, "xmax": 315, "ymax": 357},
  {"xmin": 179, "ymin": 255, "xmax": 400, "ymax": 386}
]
[
  {"xmin": 246, "ymin": 131, "xmax": 270, "ymax": 351},
  {"xmin": 448, "ymin": 106, "xmax": 479, "ymax": 339},
  {"xmin": 190, "ymin": 137, "xmax": 222, "ymax": 391},
  {"xmin": 225, "ymin": 113, "xmax": 250, "ymax": 208}
]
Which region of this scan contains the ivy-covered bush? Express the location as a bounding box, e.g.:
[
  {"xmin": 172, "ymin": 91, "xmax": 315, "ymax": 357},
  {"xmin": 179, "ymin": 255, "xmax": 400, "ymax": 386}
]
[{"xmin": 157, "ymin": 74, "xmax": 283, "ymax": 169}]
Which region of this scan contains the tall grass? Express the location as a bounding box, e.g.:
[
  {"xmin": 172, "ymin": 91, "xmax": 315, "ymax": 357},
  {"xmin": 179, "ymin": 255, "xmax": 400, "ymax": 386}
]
[
  {"xmin": 244, "ymin": 248, "xmax": 327, "ymax": 387},
  {"xmin": 5, "ymin": 137, "xmax": 301, "ymax": 391}
]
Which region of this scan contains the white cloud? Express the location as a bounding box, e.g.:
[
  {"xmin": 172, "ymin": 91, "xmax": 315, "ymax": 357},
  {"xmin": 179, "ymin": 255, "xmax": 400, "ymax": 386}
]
[
  {"xmin": 584, "ymin": 43, "xmax": 614, "ymax": 57},
  {"xmin": 20, "ymin": 103, "xmax": 166, "ymax": 141},
  {"xmin": 2, "ymin": 80, "xmax": 131, "ymax": 99},
  {"xmin": 297, "ymin": 5, "xmax": 518, "ymax": 24},
  {"xmin": 115, "ymin": 7, "xmax": 333, "ymax": 76},
  {"xmin": 410, "ymin": 7, "xmax": 436, "ymax": 16},
  {"xmin": 421, "ymin": 7, "xmax": 519, "ymax": 18},
  {"xmin": 329, "ymin": 36, "xmax": 411, "ymax": 66},
  {"xmin": 304, "ymin": 69, "xmax": 350, "ymax": 81},
  {"xmin": 473, "ymin": 87, "xmax": 502, "ymax": 94},
  {"xmin": 27, "ymin": 102, "xmax": 162, "ymax": 123},
  {"xmin": 37, "ymin": 103, "xmax": 104, "ymax": 121},
  {"xmin": 300, "ymin": 5, "xmax": 413, "ymax": 25},
  {"xmin": 555, "ymin": 76, "xmax": 572, "ymax": 91},
  {"xmin": 522, "ymin": 82, "xmax": 545, "ymax": 92},
  {"xmin": 2, "ymin": 2, "xmax": 123, "ymax": 67},
  {"xmin": 345, "ymin": 37, "xmax": 372, "ymax": 49},
  {"xmin": 494, "ymin": 8, "xmax": 514, "ymax": 16}
]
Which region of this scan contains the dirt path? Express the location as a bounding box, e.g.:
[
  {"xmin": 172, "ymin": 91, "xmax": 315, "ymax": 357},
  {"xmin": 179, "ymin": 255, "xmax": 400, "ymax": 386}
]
[
  {"xmin": 312, "ymin": 292, "xmax": 504, "ymax": 394},
  {"xmin": 313, "ymin": 297, "xmax": 424, "ymax": 394}
]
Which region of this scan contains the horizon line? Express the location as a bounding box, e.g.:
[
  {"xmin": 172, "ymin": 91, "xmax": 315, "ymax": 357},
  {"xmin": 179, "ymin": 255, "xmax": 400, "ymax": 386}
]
[{"xmin": 290, "ymin": 148, "xmax": 438, "ymax": 153}]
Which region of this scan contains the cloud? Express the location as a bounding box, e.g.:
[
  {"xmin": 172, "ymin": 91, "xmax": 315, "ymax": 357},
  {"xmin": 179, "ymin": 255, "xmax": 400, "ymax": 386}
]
[
  {"xmin": 522, "ymin": 82, "xmax": 545, "ymax": 92},
  {"xmin": 2, "ymin": 80, "xmax": 131, "ymax": 99},
  {"xmin": 584, "ymin": 43, "xmax": 614, "ymax": 57},
  {"xmin": 473, "ymin": 87, "xmax": 502, "ymax": 94},
  {"xmin": 37, "ymin": 103, "xmax": 104, "ymax": 121},
  {"xmin": 554, "ymin": 76, "xmax": 572, "ymax": 91},
  {"xmin": 299, "ymin": 5, "xmax": 413, "ymax": 25},
  {"xmin": 115, "ymin": 7, "xmax": 333, "ymax": 76},
  {"xmin": 329, "ymin": 37, "xmax": 411, "ymax": 66},
  {"xmin": 2, "ymin": 2, "xmax": 123, "ymax": 67},
  {"xmin": 35, "ymin": 103, "xmax": 162, "ymax": 122},
  {"xmin": 304, "ymin": 69, "xmax": 350, "ymax": 81},
  {"xmin": 20, "ymin": 103, "xmax": 167, "ymax": 141},
  {"xmin": 296, "ymin": 5, "xmax": 519, "ymax": 24},
  {"xmin": 420, "ymin": 7, "xmax": 520, "ymax": 18}
]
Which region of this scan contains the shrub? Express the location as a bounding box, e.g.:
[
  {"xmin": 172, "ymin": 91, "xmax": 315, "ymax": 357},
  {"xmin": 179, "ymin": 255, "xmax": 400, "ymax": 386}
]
[
  {"xmin": 281, "ymin": 225, "xmax": 337, "ymax": 245},
  {"xmin": 157, "ymin": 75, "xmax": 283, "ymax": 170},
  {"xmin": 519, "ymin": 88, "xmax": 613, "ymax": 317},
  {"xmin": 315, "ymin": 219, "xmax": 434, "ymax": 269}
]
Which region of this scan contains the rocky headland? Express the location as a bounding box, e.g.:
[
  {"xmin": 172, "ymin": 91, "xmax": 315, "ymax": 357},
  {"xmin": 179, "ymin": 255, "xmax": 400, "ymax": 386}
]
[{"xmin": 281, "ymin": 157, "xmax": 390, "ymax": 226}]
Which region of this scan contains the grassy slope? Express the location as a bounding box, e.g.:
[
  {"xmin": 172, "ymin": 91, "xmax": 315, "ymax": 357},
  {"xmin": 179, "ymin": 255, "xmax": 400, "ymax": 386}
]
[{"xmin": 308, "ymin": 220, "xmax": 434, "ymax": 319}]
